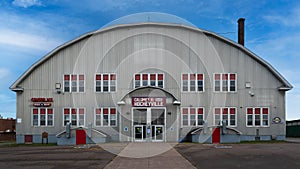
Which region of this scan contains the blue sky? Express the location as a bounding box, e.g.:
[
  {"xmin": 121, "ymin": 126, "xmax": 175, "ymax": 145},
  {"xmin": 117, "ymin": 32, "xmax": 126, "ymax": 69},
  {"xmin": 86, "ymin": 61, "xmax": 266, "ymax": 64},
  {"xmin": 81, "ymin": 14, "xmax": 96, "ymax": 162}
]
[{"xmin": 0, "ymin": 0, "xmax": 299, "ymax": 120}]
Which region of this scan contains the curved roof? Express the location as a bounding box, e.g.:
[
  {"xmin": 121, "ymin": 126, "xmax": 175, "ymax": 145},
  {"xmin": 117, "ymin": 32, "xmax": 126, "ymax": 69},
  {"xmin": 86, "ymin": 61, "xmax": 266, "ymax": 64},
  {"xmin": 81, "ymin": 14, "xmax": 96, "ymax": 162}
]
[
  {"xmin": 10, "ymin": 22, "xmax": 292, "ymax": 91},
  {"xmin": 101, "ymin": 12, "xmax": 197, "ymax": 29}
]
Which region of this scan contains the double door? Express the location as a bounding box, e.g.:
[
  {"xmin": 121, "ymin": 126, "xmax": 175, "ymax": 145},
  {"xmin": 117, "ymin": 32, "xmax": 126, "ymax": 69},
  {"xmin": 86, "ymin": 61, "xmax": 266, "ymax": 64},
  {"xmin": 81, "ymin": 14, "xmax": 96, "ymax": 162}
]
[{"xmin": 133, "ymin": 108, "xmax": 165, "ymax": 142}]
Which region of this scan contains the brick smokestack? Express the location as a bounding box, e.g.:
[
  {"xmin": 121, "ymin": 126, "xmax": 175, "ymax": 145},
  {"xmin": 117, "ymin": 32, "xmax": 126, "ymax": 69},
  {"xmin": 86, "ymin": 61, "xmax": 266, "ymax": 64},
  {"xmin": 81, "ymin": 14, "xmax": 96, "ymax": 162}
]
[{"xmin": 238, "ymin": 18, "xmax": 245, "ymax": 46}]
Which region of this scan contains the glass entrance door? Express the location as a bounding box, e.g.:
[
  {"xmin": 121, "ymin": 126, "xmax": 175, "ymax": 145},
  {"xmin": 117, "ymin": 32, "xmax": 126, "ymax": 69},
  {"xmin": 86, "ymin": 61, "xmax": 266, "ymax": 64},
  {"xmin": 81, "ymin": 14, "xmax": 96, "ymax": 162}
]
[
  {"xmin": 132, "ymin": 108, "xmax": 165, "ymax": 142},
  {"xmin": 152, "ymin": 125, "xmax": 163, "ymax": 141}
]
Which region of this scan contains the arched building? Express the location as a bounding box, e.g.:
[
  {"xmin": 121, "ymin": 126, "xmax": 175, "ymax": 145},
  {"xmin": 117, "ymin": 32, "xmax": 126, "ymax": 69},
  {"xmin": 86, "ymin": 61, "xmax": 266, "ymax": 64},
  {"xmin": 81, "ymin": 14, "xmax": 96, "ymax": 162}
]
[{"xmin": 10, "ymin": 13, "xmax": 292, "ymax": 144}]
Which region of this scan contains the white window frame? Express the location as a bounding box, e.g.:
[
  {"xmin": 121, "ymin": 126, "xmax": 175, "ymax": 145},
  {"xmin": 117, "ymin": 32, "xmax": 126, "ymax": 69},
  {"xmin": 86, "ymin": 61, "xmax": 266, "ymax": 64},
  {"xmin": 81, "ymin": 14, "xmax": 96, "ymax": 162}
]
[
  {"xmin": 213, "ymin": 107, "xmax": 237, "ymax": 127},
  {"xmin": 31, "ymin": 108, "xmax": 54, "ymax": 127},
  {"xmin": 181, "ymin": 107, "xmax": 205, "ymax": 126},
  {"xmin": 95, "ymin": 73, "xmax": 117, "ymax": 93},
  {"xmin": 134, "ymin": 73, "xmax": 164, "ymax": 88},
  {"xmin": 63, "ymin": 108, "xmax": 85, "ymax": 127},
  {"xmin": 246, "ymin": 107, "xmax": 270, "ymax": 127},
  {"xmin": 94, "ymin": 107, "xmax": 117, "ymax": 127},
  {"xmin": 213, "ymin": 73, "xmax": 237, "ymax": 93},
  {"xmin": 181, "ymin": 73, "xmax": 205, "ymax": 92},
  {"xmin": 63, "ymin": 74, "xmax": 85, "ymax": 93}
]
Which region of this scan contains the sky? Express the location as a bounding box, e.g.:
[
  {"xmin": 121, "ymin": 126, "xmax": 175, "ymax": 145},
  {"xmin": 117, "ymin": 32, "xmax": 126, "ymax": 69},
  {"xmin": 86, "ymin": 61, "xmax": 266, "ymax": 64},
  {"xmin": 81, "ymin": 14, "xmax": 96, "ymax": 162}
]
[{"xmin": 0, "ymin": 0, "xmax": 299, "ymax": 120}]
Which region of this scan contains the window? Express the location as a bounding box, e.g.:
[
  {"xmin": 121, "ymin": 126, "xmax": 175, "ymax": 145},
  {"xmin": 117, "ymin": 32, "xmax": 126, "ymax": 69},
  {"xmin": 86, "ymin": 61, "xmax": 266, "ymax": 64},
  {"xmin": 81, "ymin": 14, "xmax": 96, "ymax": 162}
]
[
  {"xmin": 32, "ymin": 108, "xmax": 54, "ymax": 126},
  {"xmin": 134, "ymin": 73, "xmax": 164, "ymax": 88},
  {"xmin": 182, "ymin": 74, "xmax": 204, "ymax": 92},
  {"xmin": 214, "ymin": 73, "xmax": 237, "ymax": 92},
  {"xmin": 246, "ymin": 107, "xmax": 269, "ymax": 127},
  {"xmin": 181, "ymin": 107, "xmax": 205, "ymax": 126},
  {"xmin": 64, "ymin": 74, "xmax": 85, "ymax": 93},
  {"xmin": 214, "ymin": 107, "xmax": 236, "ymax": 127},
  {"xmin": 95, "ymin": 108, "xmax": 117, "ymax": 127},
  {"xmin": 95, "ymin": 74, "xmax": 117, "ymax": 92},
  {"xmin": 63, "ymin": 108, "xmax": 85, "ymax": 126}
]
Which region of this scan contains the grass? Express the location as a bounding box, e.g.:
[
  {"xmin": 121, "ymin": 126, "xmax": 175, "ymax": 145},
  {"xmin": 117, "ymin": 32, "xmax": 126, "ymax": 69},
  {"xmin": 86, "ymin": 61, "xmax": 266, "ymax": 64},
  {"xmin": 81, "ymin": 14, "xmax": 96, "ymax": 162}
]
[{"xmin": 0, "ymin": 141, "xmax": 57, "ymax": 147}]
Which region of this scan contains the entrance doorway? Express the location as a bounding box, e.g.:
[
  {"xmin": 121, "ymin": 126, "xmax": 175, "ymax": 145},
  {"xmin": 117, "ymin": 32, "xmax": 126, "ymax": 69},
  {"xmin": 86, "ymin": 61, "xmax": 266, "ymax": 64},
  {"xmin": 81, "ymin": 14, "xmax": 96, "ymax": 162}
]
[{"xmin": 132, "ymin": 108, "xmax": 165, "ymax": 142}]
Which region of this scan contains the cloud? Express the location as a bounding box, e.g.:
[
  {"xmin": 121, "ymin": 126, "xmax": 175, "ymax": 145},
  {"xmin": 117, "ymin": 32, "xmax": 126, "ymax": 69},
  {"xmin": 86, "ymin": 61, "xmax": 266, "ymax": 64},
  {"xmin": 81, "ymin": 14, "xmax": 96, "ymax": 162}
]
[
  {"xmin": 12, "ymin": 0, "xmax": 42, "ymax": 8},
  {"xmin": 0, "ymin": 29, "xmax": 63, "ymax": 51}
]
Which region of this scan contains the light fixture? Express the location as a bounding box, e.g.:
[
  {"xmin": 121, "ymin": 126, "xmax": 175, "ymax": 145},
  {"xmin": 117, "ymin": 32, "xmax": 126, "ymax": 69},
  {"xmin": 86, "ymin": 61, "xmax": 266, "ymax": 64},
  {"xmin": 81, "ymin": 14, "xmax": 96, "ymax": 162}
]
[
  {"xmin": 173, "ymin": 100, "xmax": 181, "ymax": 105},
  {"xmin": 117, "ymin": 100, "xmax": 126, "ymax": 105},
  {"xmin": 55, "ymin": 83, "xmax": 61, "ymax": 89}
]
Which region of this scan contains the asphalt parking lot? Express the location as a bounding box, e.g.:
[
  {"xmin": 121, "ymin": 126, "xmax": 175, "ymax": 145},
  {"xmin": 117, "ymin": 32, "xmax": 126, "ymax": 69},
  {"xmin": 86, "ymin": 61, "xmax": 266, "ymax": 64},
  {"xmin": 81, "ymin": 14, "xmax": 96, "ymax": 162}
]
[
  {"xmin": 0, "ymin": 145, "xmax": 115, "ymax": 169},
  {"xmin": 175, "ymin": 142, "xmax": 300, "ymax": 169},
  {"xmin": 1, "ymin": 142, "xmax": 300, "ymax": 169}
]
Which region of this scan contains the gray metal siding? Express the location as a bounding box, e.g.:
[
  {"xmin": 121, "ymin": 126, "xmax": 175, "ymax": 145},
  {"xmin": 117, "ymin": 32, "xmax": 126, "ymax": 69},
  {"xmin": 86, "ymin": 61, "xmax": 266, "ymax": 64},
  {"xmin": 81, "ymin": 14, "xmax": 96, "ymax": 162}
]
[{"xmin": 15, "ymin": 24, "xmax": 286, "ymax": 140}]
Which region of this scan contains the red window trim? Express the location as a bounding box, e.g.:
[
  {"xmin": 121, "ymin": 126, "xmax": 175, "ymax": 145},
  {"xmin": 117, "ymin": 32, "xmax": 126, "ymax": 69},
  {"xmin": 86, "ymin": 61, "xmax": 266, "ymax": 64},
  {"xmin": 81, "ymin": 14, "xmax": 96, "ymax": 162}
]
[
  {"xmin": 158, "ymin": 74, "xmax": 163, "ymax": 80},
  {"xmin": 215, "ymin": 74, "xmax": 220, "ymax": 80}
]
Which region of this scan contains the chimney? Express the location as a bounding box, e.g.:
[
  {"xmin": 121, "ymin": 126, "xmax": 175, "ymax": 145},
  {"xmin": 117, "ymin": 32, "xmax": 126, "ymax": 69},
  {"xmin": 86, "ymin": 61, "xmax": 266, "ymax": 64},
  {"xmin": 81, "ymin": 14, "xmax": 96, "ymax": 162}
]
[{"xmin": 237, "ymin": 18, "xmax": 245, "ymax": 46}]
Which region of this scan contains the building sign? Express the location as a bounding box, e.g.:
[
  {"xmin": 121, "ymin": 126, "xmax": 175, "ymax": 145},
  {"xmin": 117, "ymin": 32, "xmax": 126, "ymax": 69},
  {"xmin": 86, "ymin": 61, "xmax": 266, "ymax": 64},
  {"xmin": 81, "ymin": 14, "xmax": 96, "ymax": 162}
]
[
  {"xmin": 33, "ymin": 103, "xmax": 52, "ymax": 107},
  {"xmin": 132, "ymin": 97, "xmax": 166, "ymax": 107},
  {"xmin": 31, "ymin": 98, "xmax": 53, "ymax": 102},
  {"xmin": 31, "ymin": 98, "xmax": 53, "ymax": 107}
]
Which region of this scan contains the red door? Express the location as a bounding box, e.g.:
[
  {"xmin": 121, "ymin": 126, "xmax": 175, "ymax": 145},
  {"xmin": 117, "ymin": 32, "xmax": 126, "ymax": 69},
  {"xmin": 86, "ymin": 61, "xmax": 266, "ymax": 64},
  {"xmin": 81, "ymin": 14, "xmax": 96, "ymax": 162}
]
[
  {"xmin": 24, "ymin": 135, "xmax": 33, "ymax": 144},
  {"xmin": 76, "ymin": 130, "xmax": 86, "ymax": 145},
  {"xmin": 212, "ymin": 128, "xmax": 220, "ymax": 144}
]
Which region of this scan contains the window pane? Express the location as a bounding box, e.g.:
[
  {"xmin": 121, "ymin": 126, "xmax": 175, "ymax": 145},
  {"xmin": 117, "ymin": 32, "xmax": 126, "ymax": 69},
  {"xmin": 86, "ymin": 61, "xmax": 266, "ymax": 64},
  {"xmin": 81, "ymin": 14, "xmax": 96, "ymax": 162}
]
[
  {"xmin": 33, "ymin": 114, "xmax": 39, "ymax": 126},
  {"xmin": 215, "ymin": 81, "xmax": 220, "ymax": 91},
  {"xmin": 158, "ymin": 80, "xmax": 163, "ymax": 88},
  {"xmin": 71, "ymin": 81, "xmax": 77, "ymax": 92},
  {"xmin": 247, "ymin": 114, "xmax": 253, "ymax": 126},
  {"xmin": 40, "ymin": 114, "xmax": 46, "ymax": 126},
  {"xmin": 198, "ymin": 80, "xmax": 203, "ymax": 91},
  {"xmin": 183, "ymin": 80, "xmax": 188, "ymax": 91},
  {"xmin": 64, "ymin": 81, "xmax": 70, "ymax": 92},
  {"xmin": 48, "ymin": 114, "xmax": 53, "ymax": 126},
  {"xmin": 96, "ymin": 114, "xmax": 101, "ymax": 126},
  {"xmin": 190, "ymin": 80, "xmax": 196, "ymax": 91}
]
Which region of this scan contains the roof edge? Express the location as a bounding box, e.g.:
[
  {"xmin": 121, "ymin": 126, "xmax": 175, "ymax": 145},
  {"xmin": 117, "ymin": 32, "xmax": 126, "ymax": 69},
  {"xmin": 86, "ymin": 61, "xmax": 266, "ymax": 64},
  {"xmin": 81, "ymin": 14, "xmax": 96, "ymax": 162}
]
[{"xmin": 10, "ymin": 22, "xmax": 293, "ymax": 90}]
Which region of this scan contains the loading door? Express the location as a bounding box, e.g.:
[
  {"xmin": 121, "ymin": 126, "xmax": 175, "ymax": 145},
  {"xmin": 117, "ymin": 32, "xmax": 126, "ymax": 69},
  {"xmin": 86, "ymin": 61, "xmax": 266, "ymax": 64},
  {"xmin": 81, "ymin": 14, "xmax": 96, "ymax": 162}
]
[
  {"xmin": 76, "ymin": 129, "xmax": 86, "ymax": 145},
  {"xmin": 212, "ymin": 128, "xmax": 220, "ymax": 144}
]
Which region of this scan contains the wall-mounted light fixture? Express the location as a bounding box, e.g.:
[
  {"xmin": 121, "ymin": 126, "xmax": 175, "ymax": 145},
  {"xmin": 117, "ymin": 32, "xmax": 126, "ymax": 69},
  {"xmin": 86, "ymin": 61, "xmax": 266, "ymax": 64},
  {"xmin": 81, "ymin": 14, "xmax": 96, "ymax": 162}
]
[
  {"xmin": 117, "ymin": 100, "xmax": 126, "ymax": 105},
  {"xmin": 173, "ymin": 100, "xmax": 181, "ymax": 105},
  {"xmin": 55, "ymin": 83, "xmax": 61, "ymax": 89},
  {"xmin": 55, "ymin": 83, "xmax": 62, "ymax": 94},
  {"xmin": 245, "ymin": 82, "xmax": 251, "ymax": 88}
]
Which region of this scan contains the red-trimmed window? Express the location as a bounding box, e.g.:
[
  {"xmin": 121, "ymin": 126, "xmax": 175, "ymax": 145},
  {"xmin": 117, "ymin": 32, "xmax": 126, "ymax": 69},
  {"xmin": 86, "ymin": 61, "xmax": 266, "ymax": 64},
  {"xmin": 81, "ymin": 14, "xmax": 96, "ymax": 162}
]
[
  {"xmin": 214, "ymin": 108, "xmax": 221, "ymax": 125},
  {"xmin": 63, "ymin": 108, "xmax": 85, "ymax": 126},
  {"xmin": 214, "ymin": 73, "xmax": 237, "ymax": 92},
  {"xmin": 182, "ymin": 107, "xmax": 205, "ymax": 126},
  {"xmin": 246, "ymin": 107, "xmax": 269, "ymax": 127},
  {"xmin": 182, "ymin": 73, "xmax": 204, "ymax": 92},
  {"xmin": 33, "ymin": 109, "xmax": 39, "ymax": 126},
  {"xmin": 182, "ymin": 108, "xmax": 189, "ymax": 126},
  {"xmin": 197, "ymin": 108, "xmax": 204, "ymax": 125},
  {"xmin": 32, "ymin": 108, "xmax": 53, "ymax": 126},
  {"xmin": 95, "ymin": 108, "xmax": 117, "ymax": 127},
  {"xmin": 95, "ymin": 73, "xmax": 117, "ymax": 92},
  {"xmin": 95, "ymin": 108, "xmax": 101, "ymax": 126},
  {"xmin": 64, "ymin": 74, "xmax": 85, "ymax": 93},
  {"xmin": 134, "ymin": 73, "xmax": 164, "ymax": 88},
  {"xmin": 134, "ymin": 74, "xmax": 141, "ymax": 88},
  {"xmin": 214, "ymin": 107, "xmax": 236, "ymax": 127},
  {"xmin": 190, "ymin": 108, "xmax": 196, "ymax": 125}
]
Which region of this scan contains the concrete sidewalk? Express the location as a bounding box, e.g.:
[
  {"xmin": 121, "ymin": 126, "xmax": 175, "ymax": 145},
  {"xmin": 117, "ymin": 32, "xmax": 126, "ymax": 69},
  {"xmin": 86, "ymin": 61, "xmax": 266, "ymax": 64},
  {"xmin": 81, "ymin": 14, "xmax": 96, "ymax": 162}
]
[
  {"xmin": 286, "ymin": 137, "xmax": 300, "ymax": 143},
  {"xmin": 102, "ymin": 143, "xmax": 196, "ymax": 169}
]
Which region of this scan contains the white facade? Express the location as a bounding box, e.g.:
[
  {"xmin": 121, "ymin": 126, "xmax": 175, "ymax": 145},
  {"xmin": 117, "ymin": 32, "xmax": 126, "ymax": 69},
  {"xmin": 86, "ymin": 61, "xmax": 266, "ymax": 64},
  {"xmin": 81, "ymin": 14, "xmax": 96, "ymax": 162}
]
[{"xmin": 10, "ymin": 19, "xmax": 292, "ymax": 144}]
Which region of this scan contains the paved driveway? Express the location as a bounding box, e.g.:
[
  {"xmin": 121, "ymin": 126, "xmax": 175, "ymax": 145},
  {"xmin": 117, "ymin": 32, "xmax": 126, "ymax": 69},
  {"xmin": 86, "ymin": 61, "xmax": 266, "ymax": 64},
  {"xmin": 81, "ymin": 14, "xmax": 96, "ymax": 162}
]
[
  {"xmin": 175, "ymin": 143, "xmax": 300, "ymax": 169},
  {"xmin": 1, "ymin": 142, "xmax": 300, "ymax": 169}
]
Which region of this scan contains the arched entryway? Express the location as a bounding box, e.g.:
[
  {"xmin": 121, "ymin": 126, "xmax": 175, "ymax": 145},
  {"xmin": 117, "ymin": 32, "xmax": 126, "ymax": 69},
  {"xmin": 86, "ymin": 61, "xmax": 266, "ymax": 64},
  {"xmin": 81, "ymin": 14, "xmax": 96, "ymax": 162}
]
[{"xmin": 118, "ymin": 86, "xmax": 180, "ymax": 142}]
